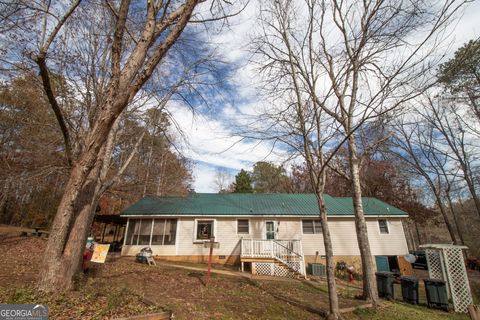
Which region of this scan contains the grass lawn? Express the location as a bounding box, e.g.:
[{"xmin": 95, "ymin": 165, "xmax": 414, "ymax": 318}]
[
  {"xmin": 344, "ymin": 301, "xmax": 469, "ymax": 320},
  {"xmin": 0, "ymin": 229, "xmax": 478, "ymax": 319}
]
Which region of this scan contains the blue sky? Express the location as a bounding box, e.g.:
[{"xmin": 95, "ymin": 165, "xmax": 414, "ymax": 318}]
[{"xmin": 168, "ymin": 1, "xmax": 480, "ymax": 193}]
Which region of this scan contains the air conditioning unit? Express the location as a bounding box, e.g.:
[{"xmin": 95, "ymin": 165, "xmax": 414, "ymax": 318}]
[{"xmin": 309, "ymin": 263, "xmax": 326, "ymax": 277}]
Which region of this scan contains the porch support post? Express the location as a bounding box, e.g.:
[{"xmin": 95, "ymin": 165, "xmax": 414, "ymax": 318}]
[
  {"xmin": 149, "ymin": 219, "xmax": 154, "ymax": 246},
  {"xmin": 123, "ymin": 219, "xmax": 129, "ymax": 247},
  {"xmin": 101, "ymin": 223, "xmax": 107, "ymax": 243},
  {"xmin": 114, "ymin": 225, "xmax": 120, "ymax": 242}
]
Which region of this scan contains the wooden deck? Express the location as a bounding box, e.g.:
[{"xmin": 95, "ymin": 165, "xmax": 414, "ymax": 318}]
[{"xmin": 240, "ymin": 239, "xmax": 306, "ymax": 277}]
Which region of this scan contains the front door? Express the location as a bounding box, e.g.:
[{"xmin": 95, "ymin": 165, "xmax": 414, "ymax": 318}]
[{"xmin": 266, "ymin": 221, "xmax": 276, "ymax": 240}]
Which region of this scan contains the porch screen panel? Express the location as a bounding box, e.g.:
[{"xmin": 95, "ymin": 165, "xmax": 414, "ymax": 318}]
[
  {"xmin": 164, "ymin": 219, "xmax": 177, "ymax": 245},
  {"xmin": 151, "ymin": 219, "xmax": 165, "ymax": 245},
  {"xmin": 138, "ymin": 219, "xmax": 152, "ymax": 245},
  {"xmin": 126, "ymin": 220, "xmax": 140, "ymax": 245}
]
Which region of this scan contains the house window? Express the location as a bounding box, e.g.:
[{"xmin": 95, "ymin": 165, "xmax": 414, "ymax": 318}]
[
  {"xmin": 302, "ymin": 220, "xmax": 322, "ymax": 234},
  {"xmin": 237, "ymin": 219, "xmax": 249, "ymax": 234},
  {"xmin": 378, "ymin": 219, "xmax": 389, "ymax": 234},
  {"xmin": 196, "ymin": 220, "xmax": 214, "ymax": 240}
]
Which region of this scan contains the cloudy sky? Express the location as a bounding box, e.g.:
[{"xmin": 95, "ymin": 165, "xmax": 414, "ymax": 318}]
[{"xmin": 170, "ymin": 1, "xmax": 480, "ymax": 193}]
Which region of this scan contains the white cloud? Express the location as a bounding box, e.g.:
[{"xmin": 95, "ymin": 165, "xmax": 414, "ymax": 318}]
[
  {"xmin": 191, "ymin": 162, "xmax": 217, "ymax": 193},
  {"xmin": 175, "ymin": 0, "xmax": 480, "ymax": 193},
  {"xmin": 449, "ymin": 1, "xmax": 480, "ymax": 48},
  {"xmin": 166, "ymin": 100, "xmax": 288, "ymax": 192}
]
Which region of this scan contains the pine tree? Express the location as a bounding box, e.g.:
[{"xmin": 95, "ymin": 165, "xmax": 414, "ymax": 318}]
[{"xmin": 233, "ymin": 169, "xmax": 253, "ymax": 193}]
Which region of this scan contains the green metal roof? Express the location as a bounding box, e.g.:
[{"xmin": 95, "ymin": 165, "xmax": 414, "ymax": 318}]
[
  {"xmin": 121, "ymin": 193, "xmax": 407, "ymax": 217},
  {"xmin": 330, "ymin": 197, "xmax": 407, "ymax": 216}
]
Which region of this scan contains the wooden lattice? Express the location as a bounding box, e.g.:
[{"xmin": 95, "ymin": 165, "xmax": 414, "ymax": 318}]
[
  {"xmin": 254, "ymin": 263, "xmax": 273, "ymax": 276},
  {"xmin": 426, "ymin": 249, "xmax": 443, "ymax": 280},
  {"xmin": 254, "ymin": 262, "xmax": 299, "ymax": 278},
  {"xmin": 284, "ymin": 261, "xmax": 301, "ymax": 273},
  {"xmin": 423, "ymin": 245, "xmax": 473, "ymax": 313},
  {"xmin": 443, "ymin": 247, "xmax": 473, "ymax": 313},
  {"xmin": 273, "ymin": 263, "xmax": 297, "ymax": 278}
]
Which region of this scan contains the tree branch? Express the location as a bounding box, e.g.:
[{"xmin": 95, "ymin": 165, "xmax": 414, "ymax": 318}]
[{"xmin": 34, "ymin": 0, "xmax": 82, "ymax": 166}]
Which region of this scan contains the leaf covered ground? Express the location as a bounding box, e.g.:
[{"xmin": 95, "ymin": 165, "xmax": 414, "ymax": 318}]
[{"xmin": 0, "ymin": 229, "xmax": 476, "ymax": 319}]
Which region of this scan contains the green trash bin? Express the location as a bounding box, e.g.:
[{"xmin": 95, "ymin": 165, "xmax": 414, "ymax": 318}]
[
  {"xmin": 400, "ymin": 276, "xmax": 419, "ymax": 304},
  {"xmin": 376, "ymin": 272, "xmax": 395, "ymax": 300},
  {"xmin": 424, "ymin": 279, "xmax": 449, "ymax": 311}
]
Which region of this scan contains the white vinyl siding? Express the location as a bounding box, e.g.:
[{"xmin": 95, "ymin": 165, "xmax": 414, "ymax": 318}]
[
  {"xmin": 176, "ymin": 218, "xmax": 263, "ymax": 256},
  {"xmin": 175, "ymin": 218, "xmax": 304, "ymax": 256},
  {"xmin": 275, "ymin": 219, "xmax": 300, "ymax": 239},
  {"xmin": 301, "ymin": 218, "xmax": 408, "ymax": 256},
  {"xmin": 367, "ymin": 219, "xmax": 408, "ymax": 256},
  {"xmin": 122, "ymin": 217, "xmax": 408, "ymax": 258}
]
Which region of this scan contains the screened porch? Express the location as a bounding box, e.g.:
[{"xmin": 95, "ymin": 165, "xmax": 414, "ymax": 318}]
[{"xmin": 122, "ymin": 218, "xmax": 178, "ymax": 255}]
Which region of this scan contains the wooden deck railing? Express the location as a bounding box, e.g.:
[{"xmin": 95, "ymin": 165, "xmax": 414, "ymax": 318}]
[{"xmin": 240, "ymin": 239, "xmax": 306, "ymax": 275}]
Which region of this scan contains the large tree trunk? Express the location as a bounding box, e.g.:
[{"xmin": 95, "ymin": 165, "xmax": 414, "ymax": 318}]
[
  {"xmin": 347, "ymin": 136, "xmax": 379, "ymax": 305},
  {"xmin": 39, "ymin": 114, "xmax": 141, "ymax": 291},
  {"xmin": 38, "ymin": 158, "xmax": 103, "ymax": 291},
  {"xmin": 38, "ymin": 106, "xmax": 119, "ymax": 291},
  {"xmin": 38, "ymin": 168, "xmax": 93, "ymax": 290},
  {"xmin": 54, "ymin": 165, "xmax": 102, "ymax": 288},
  {"xmin": 316, "ymin": 195, "xmax": 340, "ymax": 319},
  {"xmin": 35, "ymin": 0, "xmax": 200, "ymax": 293}
]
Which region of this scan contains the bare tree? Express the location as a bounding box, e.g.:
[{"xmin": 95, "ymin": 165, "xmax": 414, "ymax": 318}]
[
  {"xmin": 440, "ymin": 169, "xmax": 465, "ymax": 245},
  {"xmin": 213, "ymin": 168, "xmax": 232, "ymax": 193},
  {"xmin": 253, "ymin": 1, "xmax": 344, "ymax": 316},
  {"xmin": 389, "ymin": 114, "xmax": 460, "ymax": 244},
  {"xmin": 254, "ymin": 0, "xmax": 464, "ymax": 306},
  {"xmin": 1, "ymin": 0, "xmax": 245, "ymax": 292},
  {"xmin": 419, "ymin": 96, "xmax": 480, "ymax": 218}
]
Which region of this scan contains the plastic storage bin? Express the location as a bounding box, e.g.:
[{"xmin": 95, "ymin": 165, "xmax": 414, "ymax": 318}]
[
  {"xmin": 424, "ymin": 278, "xmax": 449, "ymax": 311},
  {"xmin": 376, "ymin": 271, "xmax": 395, "ymax": 299},
  {"xmin": 400, "ymin": 276, "xmax": 419, "ymax": 304}
]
